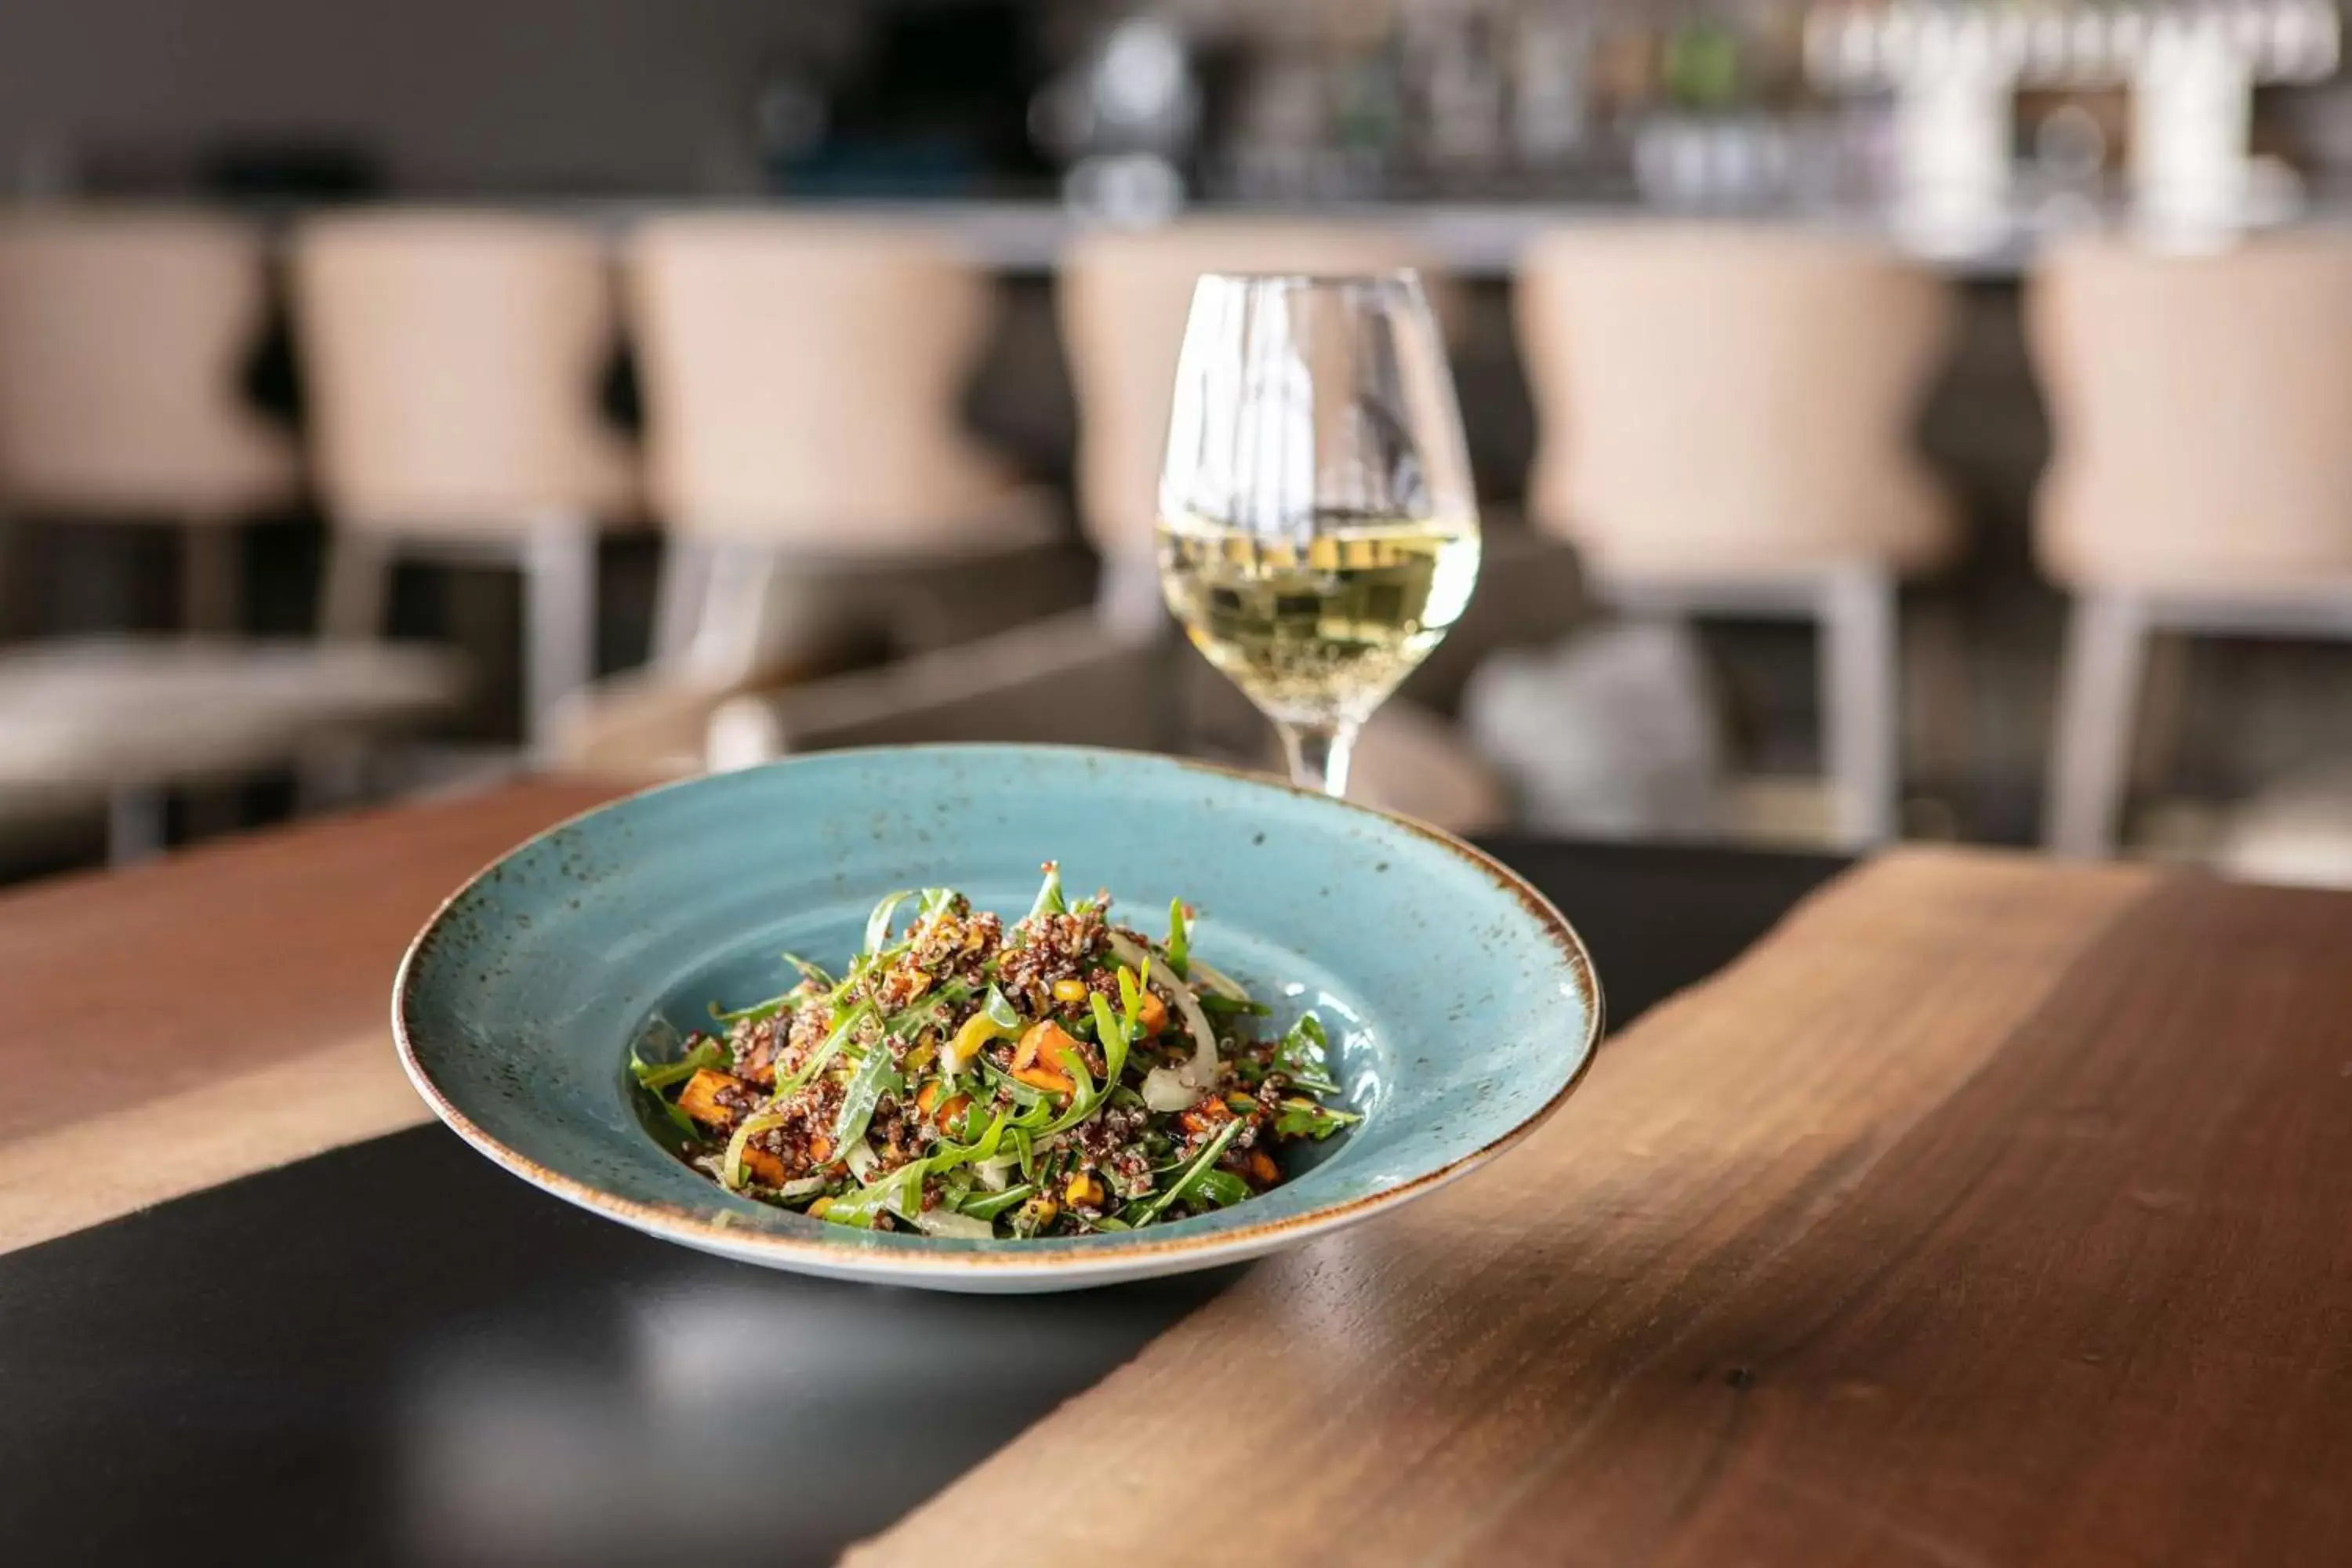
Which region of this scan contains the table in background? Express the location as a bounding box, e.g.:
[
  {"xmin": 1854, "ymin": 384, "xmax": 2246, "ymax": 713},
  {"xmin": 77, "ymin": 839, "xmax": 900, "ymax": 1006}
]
[
  {"xmin": 0, "ymin": 781, "xmax": 1836, "ymax": 1566},
  {"xmin": 6, "ymin": 781, "xmax": 2347, "ymax": 1566}
]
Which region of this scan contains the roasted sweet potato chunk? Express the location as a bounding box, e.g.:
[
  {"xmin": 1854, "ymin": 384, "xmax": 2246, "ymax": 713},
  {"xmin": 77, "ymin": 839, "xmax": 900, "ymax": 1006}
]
[
  {"xmin": 739, "ymin": 1142, "xmax": 788, "ymax": 1187},
  {"xmin": 678, "ymin": 1067, "xmax": 753, "ymax": 1131},
  {"xmin": 1011, "ymin": 1022, "xmax": 1080, "ymax": 1095}
]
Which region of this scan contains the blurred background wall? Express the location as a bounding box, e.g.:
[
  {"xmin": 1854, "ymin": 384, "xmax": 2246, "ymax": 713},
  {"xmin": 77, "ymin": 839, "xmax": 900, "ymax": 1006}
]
[
  {"xmin": 3, "ymin": 0, "xmax": 2352, "ymax": 884},
  {"xmin": 0, "ymin": 0, "xmax": 851, "ymax": 198}
]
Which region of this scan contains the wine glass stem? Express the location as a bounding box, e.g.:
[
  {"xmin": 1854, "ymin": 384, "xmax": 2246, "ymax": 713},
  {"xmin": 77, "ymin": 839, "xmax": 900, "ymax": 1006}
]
[{"xmin": 1280, "ymin": 720, "xmax": 1358, "ymax": 799}]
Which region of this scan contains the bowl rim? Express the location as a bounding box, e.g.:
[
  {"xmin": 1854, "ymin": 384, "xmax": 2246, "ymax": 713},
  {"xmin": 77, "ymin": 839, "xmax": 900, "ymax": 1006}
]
[{"xmin": 391, "ymin": 743, "xmax": 1605, "ymax": 1279}]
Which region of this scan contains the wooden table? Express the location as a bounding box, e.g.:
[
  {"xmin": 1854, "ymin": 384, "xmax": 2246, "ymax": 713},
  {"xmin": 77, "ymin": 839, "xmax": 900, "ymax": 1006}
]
[{"xmin": 1, "ymin": 782, "xmax": 2345, "ymax": 1566}]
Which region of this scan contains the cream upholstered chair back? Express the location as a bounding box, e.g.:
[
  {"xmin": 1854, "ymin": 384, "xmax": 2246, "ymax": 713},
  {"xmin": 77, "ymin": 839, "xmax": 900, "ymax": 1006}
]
[
  {"xmin": 2028, "ymin": 235, "xmax": 2352, "ymax": 590},
  {"xmin": 1058, "ymin": 222, "xmax": 1452, "ymax": 560},
  {"xmin": 290, "ymin": 211, "xmax": 635, "ymax": 537},
  {"xmin": 626, "ymin": 216, "xmax": 1026, "ymax": 553},
  {"xmin": 1517, "ymin": 225, "xmax": 1957, "ymax": 577},
  {"xmin": 0, "ymin": 209, "xmax": 296, "ymax": 518}
]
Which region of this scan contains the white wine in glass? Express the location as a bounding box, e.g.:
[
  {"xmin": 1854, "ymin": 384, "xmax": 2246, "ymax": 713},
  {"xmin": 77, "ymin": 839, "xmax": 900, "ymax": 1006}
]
[{"xmin": 1156, "ymin": 272, "xmax": 1482, "ymax": 797}]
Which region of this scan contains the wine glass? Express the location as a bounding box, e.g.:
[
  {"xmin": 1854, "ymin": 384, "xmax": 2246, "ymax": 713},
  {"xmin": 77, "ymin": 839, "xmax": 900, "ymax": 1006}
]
[{"xmin": 1156, "ymin": 271, "xmax": 1481, "ymax": 798}]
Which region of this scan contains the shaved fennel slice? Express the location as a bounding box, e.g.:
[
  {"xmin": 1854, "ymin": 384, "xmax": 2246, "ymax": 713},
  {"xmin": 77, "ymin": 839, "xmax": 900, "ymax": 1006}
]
[
  {"xmin": 1139, "ymin": 1067, "xmax": 1197, "ymax": 1112},
  {"xmin": 911, "ymin": 1207, "xmax": 994, "ymax": 1240},
  {"xmin": 1182, "ymin": 954, "xmax": 1251, "ymax": 1004},
  {"xmin": 1109, "ymin": 931, "xmax": 1218, "ymax": 1102}
]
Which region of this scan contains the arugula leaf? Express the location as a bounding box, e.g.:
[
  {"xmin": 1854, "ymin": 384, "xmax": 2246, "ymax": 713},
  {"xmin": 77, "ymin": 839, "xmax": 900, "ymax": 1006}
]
[
  {"xmin": 1091, "ymin": 992, "xmax": 1131, "ymax": 1091},
  {"xmin": 1138, "ymin": 1118, "xmax": 1243, "ymax": 1225},
  {"xmin": 1035, "ymin": 990, "xmax": 1134, "ymax": 1139},
  {"xmin": 956, "ymin": 1182, "xmax": 1034, "ymax": 1221},
  {"xmin": 1273, "ymin": 1097, "xmax": 1361, "ymax": 1141},
  {"xmin": 771, "ymin": 1001, "xmax": 872, "ymax": 1099},
  {"xmin": 1164, "ymin": 898, "xmax": 1190, "ymax": 977},
  {"xmin": 1025, "ymin": 862, "xmax": 1066, "ymax": 921},
  {"xmin": 1189, "ymin": 1167, "xmax": 1250, "ymax": 1209},
  {"xmin": 819, "ymin": 1161, "xmax": 924, "ymax": 1229},
  {"xmin": 829, "ymin": 1040, "xmax": 905, "ymax": 1148},
  {"xmin": 1058, "ymin": 1044, "xmax": 1096, "ymax": 1110},
  {"xmin": 825, "ymin": 950, "xmax": 877, "ymax": 1007},
  {"xmin": 979, "ymin": 1058, "xmax": 1050, "ymax": 1106},
  {"xmin": 648, "ymin": 1097, "xmax": 702, "ymax": 1140},
  {"xmin": 1042, "ymin": 1081, "xmax": 1104, "ymax": 1138},
  {"xmin": 1199, "ymin": 993, "xmax": 1272, "ymax": 1018},
  {"xmin": 863, "ymin": 890, "xmax": 916, "ymax": 954},
  {"xmin": 1121, "ymin": 960, "xmax": 1153, "ymax": 1033},
  {"xmin": 707, "ymin": 990, "xmax": 794, "ymax": 1026},
  {"xmin": 1273, "ymin": 1013, "xmax": 1342, "ymax": 1097},
  {"xmin": 924, "ymin": 1105, "xmax": 1011, "ymax": 1178},
  {"xmin": 882, "ymin": 980, "xmax": 971, "ymax": 1040},
  {"xmin": 629, "ymin": 1036, "xmax": 727, "ymax": 1094},
  {"xmin": 779, "ymin": 951, "xmax": 834, "ymax": 989}
]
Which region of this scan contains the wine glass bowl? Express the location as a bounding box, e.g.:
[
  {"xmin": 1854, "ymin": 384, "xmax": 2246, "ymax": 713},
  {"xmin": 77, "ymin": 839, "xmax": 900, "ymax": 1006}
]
[{"xmin": 1155, "ymin": 270, "xmax": 1481, "ymax": 797}]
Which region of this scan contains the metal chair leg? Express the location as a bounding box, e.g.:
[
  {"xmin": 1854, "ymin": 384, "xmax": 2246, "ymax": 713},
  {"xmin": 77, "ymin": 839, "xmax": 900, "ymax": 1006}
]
[
  {"xmin": 294, "ymin": 736, "xmax": 374, "ymax": 815},
  {"xmin": 650, "ymin": 539, "xmax": 715, "ymax": 667},
  {"xmin": 2129, "ymin": 630, "xmax": 2192, "ymax": 797},
  {"xmin": 2046, "ymin": 591, "xmax": 2150, "ymax": 858},
  {"xmin": 1820, "ymin": 564, "xmax": 1901, "ymax": 847},
  {"xmin": 1096, "ymin": 547, "xmax": 1168, "ymax": 641},
  {"xmin": 180, "ymin": 523, "xmax": 245, "ymax": 634},
  {"xmin": 107, "ymin": 786, "xmax": 167, "ymax": 864},
  {"xmin": 320, "ymin": 532, "xmax": 394, "ymax": 641},
  {"xmin": 178, "ymin": 524, "xmax": 252, "ymax": 838},
  {"xmin": 522, "ymin": 516, "xmax": 598, "ymax": 753}
]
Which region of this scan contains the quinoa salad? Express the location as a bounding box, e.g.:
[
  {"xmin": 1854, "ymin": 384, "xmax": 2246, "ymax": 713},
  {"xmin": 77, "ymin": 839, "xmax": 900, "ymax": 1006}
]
[{"xmin": 630, "ymin": 864, "xmax": 1359, "ymax": 1240}]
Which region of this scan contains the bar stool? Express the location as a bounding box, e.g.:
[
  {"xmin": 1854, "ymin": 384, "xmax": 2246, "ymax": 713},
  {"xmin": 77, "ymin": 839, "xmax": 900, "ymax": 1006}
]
[
  {"xmin": 542, "ymin": 217, "xmax": 1061, "ymax": 771},
  {"xmin": 0, "ymin": 209, "xmax": 459, "ymax": 860},
  {"xmin": 1516, "ymin": 225, "xmax": 1961, "ymax": 846},
  {"xmin": 629, "ymin": 215, "xmax": 1053, "ymax": 659},
  {"xmin": 0, "ymin": 209, "xmax": 300, "ymax": 630},
  {"xmin": 291, "ymin": 212, "xmax": 637, "ymax": 749},
  {"xmin": 2030, "ymin": 234, "xmax": 2352, "ymax": 858}
]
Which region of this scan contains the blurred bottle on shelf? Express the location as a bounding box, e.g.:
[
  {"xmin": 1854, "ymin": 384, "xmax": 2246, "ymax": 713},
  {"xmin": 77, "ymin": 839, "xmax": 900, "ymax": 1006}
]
[
  {"xmin": 1033, "ymin": 15, "xmax": 1200, "ymax": 222},
  {"xmin": 1404, "ymin": 4, "xmax": 1512, "ymax": 181},
  {"xmin": 1633, "ymin": 6, "xmax": 1814, "ymax": 212},
  {"xmin": 1805, "ymin": 0, "xmax": 2340, "ymax": 256},
  {"xmin": 1510, "ymin": 6, "xmax": 1595, "ymax": 170},
  {"xmin": 1020, "ymin": 0, "xmax": 2327, "ymax": 228}
]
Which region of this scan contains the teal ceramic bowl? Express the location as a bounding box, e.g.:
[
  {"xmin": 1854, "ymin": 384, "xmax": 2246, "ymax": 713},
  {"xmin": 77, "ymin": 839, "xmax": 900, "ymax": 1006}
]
[{"xmin": 394, "ymin": 746, "xmax": 1600, "ymax": 1293}]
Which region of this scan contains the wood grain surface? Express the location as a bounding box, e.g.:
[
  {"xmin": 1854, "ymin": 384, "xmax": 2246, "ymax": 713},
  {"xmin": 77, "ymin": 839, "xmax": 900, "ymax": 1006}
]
[
  {"xmin": 0, "ymin": 778, "xmax": 623, "ymax": 1250},
  {"xmin": 850, "ymin": 848, "xmax": 2352, "ymax": 1568}
]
